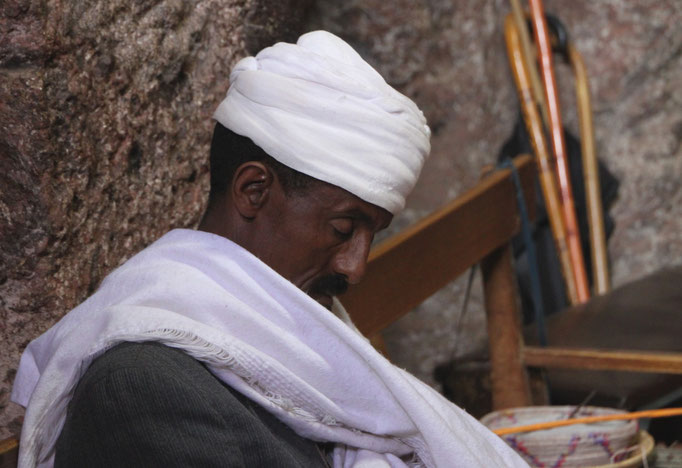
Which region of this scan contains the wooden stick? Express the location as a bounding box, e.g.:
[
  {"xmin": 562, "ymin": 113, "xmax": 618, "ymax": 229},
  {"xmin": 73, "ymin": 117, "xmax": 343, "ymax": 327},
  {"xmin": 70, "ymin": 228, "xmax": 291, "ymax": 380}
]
[
  {"xmin": 493, "ymin": 407, "xmax": 682, "ymax": 436},
  {"xmin": 528, "ymin": 0, "xmax": 590, "ymax": 303},
  {"xmin": 523, "ymin": 346, "xmax": 682, "ymax": 373},
  {"xmin": 569, "ymin": 45, "xmax": 611, "ymax": 295},
  {"xmin": 509, "ymin": 0, "xmax": 549, "ymax": 126},
  {"xmin": 504, "ymin": 15, "xmax": 579, "ymax": 304}
]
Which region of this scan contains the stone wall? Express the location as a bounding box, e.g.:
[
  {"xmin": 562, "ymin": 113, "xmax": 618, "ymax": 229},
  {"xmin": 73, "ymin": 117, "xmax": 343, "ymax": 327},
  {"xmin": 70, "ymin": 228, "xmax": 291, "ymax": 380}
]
[
  {"xmin": 308, "ymin": 0, "xmax": 682, "ymax": 388},
  {"xmin": 2, "ymin": 0, "xmax": 681, "ymax": 438},
  {"xmin": 0, "ymin": 0, "xmax": 312, "ymax": 439}
]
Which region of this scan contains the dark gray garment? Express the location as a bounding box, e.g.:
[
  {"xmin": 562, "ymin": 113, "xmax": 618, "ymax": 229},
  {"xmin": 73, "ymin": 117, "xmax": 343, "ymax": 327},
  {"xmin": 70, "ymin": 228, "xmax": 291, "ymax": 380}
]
[{"xmin": 55, "ymin": 341, "xmax": 329, "ymax": 467}]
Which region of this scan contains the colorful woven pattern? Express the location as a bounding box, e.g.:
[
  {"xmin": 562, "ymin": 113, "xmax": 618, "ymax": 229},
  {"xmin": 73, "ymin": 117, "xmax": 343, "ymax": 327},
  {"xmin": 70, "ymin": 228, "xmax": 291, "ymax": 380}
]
[{"xmin": 481, "ymin": 406, "xmax": 639, "ymax": 467}]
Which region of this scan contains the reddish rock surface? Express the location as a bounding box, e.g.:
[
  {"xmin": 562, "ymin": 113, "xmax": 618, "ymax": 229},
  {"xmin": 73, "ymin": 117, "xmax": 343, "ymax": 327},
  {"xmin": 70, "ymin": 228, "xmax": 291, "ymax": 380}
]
[{"xmin": 1, "ymin": 0, "xmax": 312, "ymax": 439}]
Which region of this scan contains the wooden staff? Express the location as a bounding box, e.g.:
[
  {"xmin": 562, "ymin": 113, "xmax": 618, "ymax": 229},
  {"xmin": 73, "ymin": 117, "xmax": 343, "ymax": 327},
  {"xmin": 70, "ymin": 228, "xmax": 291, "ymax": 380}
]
[
  {"xmin": 504, "ymin": 15, "xmax": 579, "ymax": 304},
  {"xmin": 493, "ymin": 407, "xmax": 682, "ymax": 436},
  {"xmin": 509, "ymin": 0, "xmax": 549, "ymax": 126},
  {"xmin": 528, "ymin": 0, "xmax": 590, "ymax": 303},
  {"xmin": 569, "ymin": 45, "xmax": 610, "ymax": 295}
]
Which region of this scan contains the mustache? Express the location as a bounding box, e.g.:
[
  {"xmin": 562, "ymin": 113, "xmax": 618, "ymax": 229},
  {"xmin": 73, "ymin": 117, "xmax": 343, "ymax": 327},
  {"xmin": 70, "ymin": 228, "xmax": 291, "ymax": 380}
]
[{"xmin": 307, "ymin": 274, "xmax": 349, "ymax": 297}]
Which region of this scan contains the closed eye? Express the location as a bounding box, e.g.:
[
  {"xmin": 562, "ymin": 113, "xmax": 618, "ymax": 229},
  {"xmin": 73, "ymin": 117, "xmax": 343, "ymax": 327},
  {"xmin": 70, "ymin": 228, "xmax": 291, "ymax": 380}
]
[{"xmin": 330, "ymin": 218, "xmax": 354, "ymax": 239}]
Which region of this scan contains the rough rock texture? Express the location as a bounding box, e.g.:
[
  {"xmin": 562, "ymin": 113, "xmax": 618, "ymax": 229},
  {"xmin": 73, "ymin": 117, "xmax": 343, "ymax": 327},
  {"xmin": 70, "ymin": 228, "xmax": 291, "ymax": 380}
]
[
  {"xmin": 0, "ymin": 0, "xmax": 312, "ymax": 439},
  {"xmin": 308, "ymin": 0, "xmax": 682, "ymax": 389}
]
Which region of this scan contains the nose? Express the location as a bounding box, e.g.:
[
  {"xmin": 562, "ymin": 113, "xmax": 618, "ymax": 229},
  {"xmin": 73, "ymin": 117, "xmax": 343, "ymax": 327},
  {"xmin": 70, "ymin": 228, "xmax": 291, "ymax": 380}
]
[{"xmin": 332, "ymin": 232, "xmax": 372, "ymax": 284}]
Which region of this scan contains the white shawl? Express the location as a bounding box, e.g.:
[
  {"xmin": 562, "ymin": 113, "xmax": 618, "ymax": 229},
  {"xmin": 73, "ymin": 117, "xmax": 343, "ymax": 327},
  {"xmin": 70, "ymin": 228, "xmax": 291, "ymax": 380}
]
[{"xmin": 12, "ymin": 229, "xmax": 527, "ymax": 467}]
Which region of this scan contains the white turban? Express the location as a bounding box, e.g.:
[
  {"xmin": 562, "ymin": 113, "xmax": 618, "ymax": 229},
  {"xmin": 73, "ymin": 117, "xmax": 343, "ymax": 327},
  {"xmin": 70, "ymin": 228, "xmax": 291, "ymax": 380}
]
[{"xmin": 213, "ymin": 30, "xmax": 431, "ymax": 214}]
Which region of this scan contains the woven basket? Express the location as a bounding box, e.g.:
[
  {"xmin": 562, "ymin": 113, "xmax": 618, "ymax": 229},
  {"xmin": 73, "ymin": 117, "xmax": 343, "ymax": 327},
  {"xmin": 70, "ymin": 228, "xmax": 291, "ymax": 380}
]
[
  {"xmin": 590, "ymin": 431, "xmax": 654, "ymax": 468},
  {"xmin": 481, "ymin": 406, "xmax": 639, "ymax": 467}
]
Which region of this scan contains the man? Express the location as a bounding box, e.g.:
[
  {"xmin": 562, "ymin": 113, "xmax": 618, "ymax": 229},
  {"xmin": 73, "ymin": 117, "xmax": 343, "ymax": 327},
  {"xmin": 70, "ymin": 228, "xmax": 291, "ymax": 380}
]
[{"xmin": 12, "ymin": 31, "xmax": 528, "ymax": 467}]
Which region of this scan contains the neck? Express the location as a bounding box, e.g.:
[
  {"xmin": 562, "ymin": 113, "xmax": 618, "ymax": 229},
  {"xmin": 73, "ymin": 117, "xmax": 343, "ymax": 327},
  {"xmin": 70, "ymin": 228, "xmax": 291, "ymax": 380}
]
[
  {"xmin": 198, "ymin": 196, "xmax": 256, "ymax": 255},
  {"xmin": 199, "ymin": 197, "xmax": 233, "ymax": 237}
]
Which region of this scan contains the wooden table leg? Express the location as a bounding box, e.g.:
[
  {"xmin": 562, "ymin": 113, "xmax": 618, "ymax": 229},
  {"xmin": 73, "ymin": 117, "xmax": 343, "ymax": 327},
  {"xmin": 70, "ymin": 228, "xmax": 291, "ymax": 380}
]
[{"xmin": 482, "ymin": 244, "xmax": 532, "ymax": 409}]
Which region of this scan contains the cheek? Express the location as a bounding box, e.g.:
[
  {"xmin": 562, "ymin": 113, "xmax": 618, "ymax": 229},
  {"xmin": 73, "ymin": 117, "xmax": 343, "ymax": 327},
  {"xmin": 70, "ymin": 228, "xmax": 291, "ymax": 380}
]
[
  {"xmin": 282, "ymin": 242, "xmax": 338, "ymax": 289},
  {"xmin": 265, "ymin": 208, "xmax": 337, "ymax": 284},
  {"xmin": 286, "ymin": 246, "xmax": 327, "ymax": 278}
]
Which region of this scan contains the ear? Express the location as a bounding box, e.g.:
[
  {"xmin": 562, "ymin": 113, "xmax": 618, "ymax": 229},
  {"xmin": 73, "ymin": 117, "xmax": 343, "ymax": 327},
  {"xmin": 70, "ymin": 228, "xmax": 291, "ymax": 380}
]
[{"xmin": 231, "ymin": 161, "xmax": 274, "ymax": 219}]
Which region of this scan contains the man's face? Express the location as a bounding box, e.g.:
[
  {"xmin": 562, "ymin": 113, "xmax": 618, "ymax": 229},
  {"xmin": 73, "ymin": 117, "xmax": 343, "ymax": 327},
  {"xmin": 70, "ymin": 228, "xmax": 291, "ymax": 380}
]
[{"xmin": 255, "ymin": 180, "xmax": 392, "ymax": 309}]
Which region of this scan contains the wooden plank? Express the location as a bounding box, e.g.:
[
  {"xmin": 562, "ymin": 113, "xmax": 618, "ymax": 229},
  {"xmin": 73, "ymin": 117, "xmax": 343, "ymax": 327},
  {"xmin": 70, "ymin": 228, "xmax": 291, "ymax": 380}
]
[
  {"xmin": 482, "ymin": 244, "xmax": 532, "ymax": 409},
  {"xmin": 0, "ymin": 437, "xmax": 19, "ymax": 468},
  {"xmin": 524, "ymin": 346, "xmax": 682, "ymax": 374},
  {"xmin": 342, "ymin": 154, "xmax": 535, "ymax": 336},
  {"xmin": 369, "ymin": 333, "xmax": 389, "ymax": 356}
]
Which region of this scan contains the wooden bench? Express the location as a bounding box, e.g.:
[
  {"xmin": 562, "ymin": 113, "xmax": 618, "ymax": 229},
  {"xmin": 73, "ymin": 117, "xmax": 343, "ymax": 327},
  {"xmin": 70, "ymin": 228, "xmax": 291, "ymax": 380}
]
[
  {"xmin": 0, "ymin": 437, "xmax": 18, "ymax": 468},
  {"xmin": 342, "ymin": 153, "xmax": 537, "ymax": 410},
  {"xmin": 342, "ymin": 153, "xmax": 682, "ymax": 412}
]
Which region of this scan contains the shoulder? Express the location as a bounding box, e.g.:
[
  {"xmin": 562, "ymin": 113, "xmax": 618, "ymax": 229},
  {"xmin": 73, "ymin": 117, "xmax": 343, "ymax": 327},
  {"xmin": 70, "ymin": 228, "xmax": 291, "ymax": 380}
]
[
  {"xmin": 84, "ymin": 341, "xmax": 203, "ymax": 376},
  {"xmin": 69, "ymin": 341, "xmax": 252, "ymax": 432},
  {"xmin": 56, "ymin": 341, "xmax": 326, "ymax": 467},
  {"xmin": 68, "ymin": 341, "xmax": 231, "ymax": 418},
  {"xmin": 79, "ymin": 341, "xmax": 211, "ymax": 391}
]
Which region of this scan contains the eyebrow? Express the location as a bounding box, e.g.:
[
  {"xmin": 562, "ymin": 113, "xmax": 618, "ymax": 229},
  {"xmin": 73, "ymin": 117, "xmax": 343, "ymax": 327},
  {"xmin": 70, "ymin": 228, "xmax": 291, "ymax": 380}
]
[
  {"xmin": 340, "ymin": 208, "xmax": 371, "ymax": 223},
  {"xmin": 337, "ymin": 208, "xmax": 386, "ymax": 231}
]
